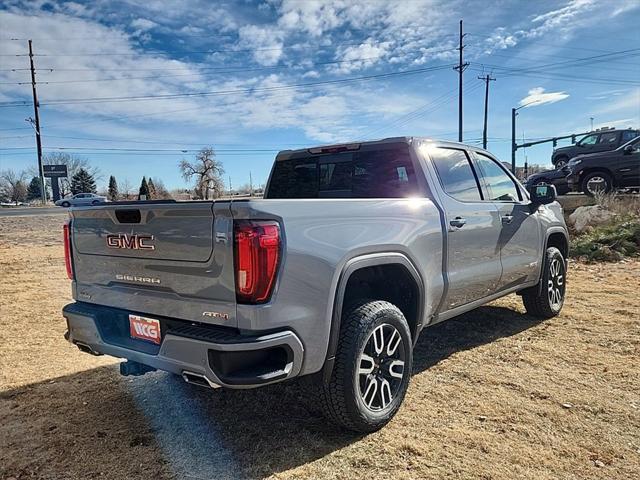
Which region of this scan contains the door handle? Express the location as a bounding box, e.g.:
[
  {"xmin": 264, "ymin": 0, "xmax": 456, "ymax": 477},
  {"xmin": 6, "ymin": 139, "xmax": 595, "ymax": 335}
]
[
  {"xmin": 501, "ymin": 214, "xmax": 514, "ymax": 225},
  {"xmin": 449, "ymin": 217, "xmax": 466, "ymax": 228}
]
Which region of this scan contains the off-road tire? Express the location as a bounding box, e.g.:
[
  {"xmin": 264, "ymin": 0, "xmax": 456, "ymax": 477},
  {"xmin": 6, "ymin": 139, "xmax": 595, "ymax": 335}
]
[
  {"xmin": 316, "ymin": 300, "xmax": 412, "ymax": 433},
  {"xmin": 522, "ymin": 247, "xmax": 566, "ymax": 318},
  {"xmin": 581, "ymin": 171, "xmax": 612, "ymax": 196}
]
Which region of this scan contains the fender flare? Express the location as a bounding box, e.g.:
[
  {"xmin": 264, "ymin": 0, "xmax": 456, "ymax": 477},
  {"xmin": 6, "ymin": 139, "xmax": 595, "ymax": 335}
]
[
  {"xmin": 321, "ymin": 252, "xmax": 425, "ymax": 383},
  {"xmin": 536, "ymin": 227, "xmax": 570, "ymax": 296}
]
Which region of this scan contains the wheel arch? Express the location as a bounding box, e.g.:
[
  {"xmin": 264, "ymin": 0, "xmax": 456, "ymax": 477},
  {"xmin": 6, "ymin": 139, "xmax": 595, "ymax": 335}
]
[
  {"xmin": 535, "ymin": 228, "xmax": 569, "ymax": 297},
  {"xmin": 321, "ymin": 252, "xmax": 425, "ymax": 383},
  {"xmin": 546, "ymin": 230, "xmax": 569, "ymax": 260}
]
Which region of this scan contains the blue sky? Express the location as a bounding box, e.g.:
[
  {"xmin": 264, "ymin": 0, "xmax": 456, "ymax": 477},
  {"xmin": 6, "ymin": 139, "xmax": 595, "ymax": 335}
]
[{"xmin": 1, "ymin": 0, "xmax": 639, "ymax": 191}]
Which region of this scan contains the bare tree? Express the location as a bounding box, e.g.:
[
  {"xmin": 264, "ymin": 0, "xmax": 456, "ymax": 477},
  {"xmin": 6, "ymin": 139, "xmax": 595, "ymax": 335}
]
[
  {"xmin": 150, "ymin": 178, "xmax": 172, "ymax": 199},
  {"xmin": 119, "ymin": 178, "xmax": 134, "ymax": 200},
  {"xmin": 179, "ymin": 147, "xmax": 225, "ymax": 200},
  {"xmin": 0, "ymin": 169, "xmax": 28, "ymax": 204}
]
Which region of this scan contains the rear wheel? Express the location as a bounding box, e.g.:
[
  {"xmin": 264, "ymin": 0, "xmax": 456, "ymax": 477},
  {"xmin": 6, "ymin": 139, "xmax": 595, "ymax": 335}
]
[
  {"xmin": 61, "ymin": 201, "xmax": 70, "ymax": 208},
  {"xmin": 522, "ymin": 247, "xmax": 566, "ymax": 318},
  {"xmin": 582, "ymin": 171, "xmax": 612, "ymax": 195},
  {"xmin": 317, "ymin": 300, "xmax": 412, "ymax": 433}
]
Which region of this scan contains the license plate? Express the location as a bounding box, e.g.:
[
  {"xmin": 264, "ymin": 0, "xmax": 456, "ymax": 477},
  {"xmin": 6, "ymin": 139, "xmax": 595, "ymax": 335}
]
[{"xmin": 129, "ymin": 314, "xmax": 161, "ymax": 345}]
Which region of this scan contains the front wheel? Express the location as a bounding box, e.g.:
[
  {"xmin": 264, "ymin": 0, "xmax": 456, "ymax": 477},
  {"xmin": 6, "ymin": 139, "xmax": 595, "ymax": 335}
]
[
  {"xmin": 582, "ymin": 171, "xmax": 612, "ymax": 196},
  {"xmin": 553, "ymin": 156, "xmax": 568, "ymax": 168},
  {"xmin": 317, "ymin": 300, "xmax": 413, "ymax": 433},
  {"xmin": 522, "ymin": 247, "xmax": 566, "ymax": 318}
]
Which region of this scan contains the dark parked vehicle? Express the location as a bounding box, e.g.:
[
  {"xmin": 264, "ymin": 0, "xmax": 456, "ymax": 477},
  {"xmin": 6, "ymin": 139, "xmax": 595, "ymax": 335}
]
[
  {"xmin": 526, "ymin": 168, "xmax": 570, "ymax": 195},
  {"xmin": 551, "ymin": 128, "xmax": 639, "ymax": 168},
  {"xmin": 566, "ymin": 136, "xmax": 640, "ymax": 195}
]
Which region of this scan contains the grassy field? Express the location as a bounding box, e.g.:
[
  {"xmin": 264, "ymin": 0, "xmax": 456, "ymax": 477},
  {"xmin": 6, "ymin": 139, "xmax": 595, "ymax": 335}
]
[{"xmin": 1, "ymin": 214, "xmax": 639, "ymax": 479}]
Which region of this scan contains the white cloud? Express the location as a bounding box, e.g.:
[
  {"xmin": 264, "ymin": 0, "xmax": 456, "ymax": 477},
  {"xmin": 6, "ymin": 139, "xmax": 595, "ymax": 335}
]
[
  {"xmin": 238, "ymin": 25, "xmax": 284, "ymax": 66},
  {"xmin": 519, "ymin": 87, "xmax": 569, "ymax": 107},
  {"xmin": 130, "ymin": 18, "xmax": 157, "ymax": 32},
  {"xmin": 333, "ymin": 40, "xmax": 390, "ymax": 73}
]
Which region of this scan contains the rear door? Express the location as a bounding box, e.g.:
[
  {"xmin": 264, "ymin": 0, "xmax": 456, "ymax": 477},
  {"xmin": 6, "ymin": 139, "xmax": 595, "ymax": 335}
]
[
  {"xmin": 470, "ymin": 152, "xmax": 541, "ymax": 290},
  {"xmin": 592, "ymin": 131, "xmax": 620, "ymax": 154},
  {"xmin": 425, "ymin": 146, "xmax": 502, "ymax": 310},
  {"xmin": 70, "ymin": 201, "xmax": 237, "ymax": 326}
]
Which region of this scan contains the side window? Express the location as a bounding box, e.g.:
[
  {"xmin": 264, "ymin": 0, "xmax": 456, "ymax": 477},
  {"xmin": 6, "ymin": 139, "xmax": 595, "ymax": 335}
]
[
  {"xmin": 622, "ymin": 131, "xmax": 639, "ymax": 143},
  {"xmin": 430, "ymin": 148, "xmax": 482, "ymax": 201},
  {"xmin": 473, "ymin": 153, "xmax": 521, "ymax": 202},
  {"xmin": 579, "ymin": 134, "xmax": 598, "ymax": 145},
  {"xmin": 598, "ymin": 132, "xmax": 618, "ymax": 144}
]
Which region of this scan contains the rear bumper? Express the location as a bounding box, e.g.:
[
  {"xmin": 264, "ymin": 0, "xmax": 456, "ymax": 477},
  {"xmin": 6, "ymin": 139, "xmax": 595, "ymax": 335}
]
[{"xmin": 63, "ymin": 302, "xmax": 304, "ymax": 389}]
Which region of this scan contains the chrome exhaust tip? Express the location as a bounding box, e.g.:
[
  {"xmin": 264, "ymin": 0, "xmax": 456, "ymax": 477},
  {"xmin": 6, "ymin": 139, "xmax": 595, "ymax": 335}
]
[
  {"xmin": 182, "ymin": 371, "xmax": 219, "ymax": 389},
  {"xmin": 74, "ymin": 341, "xmax": 102, "ymax": 356}
]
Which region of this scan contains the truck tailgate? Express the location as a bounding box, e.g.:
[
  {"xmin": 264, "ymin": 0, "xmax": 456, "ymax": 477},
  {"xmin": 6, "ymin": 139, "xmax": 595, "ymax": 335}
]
[{"xmin": 70, "ymin": 202, "xmax": 237, "ymax": 327}]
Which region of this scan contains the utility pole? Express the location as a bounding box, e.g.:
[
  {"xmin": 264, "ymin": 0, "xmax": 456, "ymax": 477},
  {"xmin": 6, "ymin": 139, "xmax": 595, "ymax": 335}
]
[
  {"xmin": 28, "ymin": 40, "xmax": 46, "ymax": 205},
  {"xmin": 228, "ymin": 175, "xmax": 232, "ymax": 194},
  {"xmin": 511, "ymin": 107, "xmax": 517, "ymax": 173},
  {"xmin": 249, "ymin": 171, "xmax": 253, "ymax": 197},
  {"xmin": 454, "ymin": 20, "xmax": 469, "ymax": 143},
  {"xmin": 478, "ymin": 74, "xmax": 496, "ymax": 149}
]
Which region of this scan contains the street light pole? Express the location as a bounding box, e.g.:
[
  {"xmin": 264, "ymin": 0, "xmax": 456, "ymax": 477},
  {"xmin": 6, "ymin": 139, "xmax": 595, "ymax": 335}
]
[{"xmin": 511, "ymin": 101, "xmax": 539, "ymax": 174}]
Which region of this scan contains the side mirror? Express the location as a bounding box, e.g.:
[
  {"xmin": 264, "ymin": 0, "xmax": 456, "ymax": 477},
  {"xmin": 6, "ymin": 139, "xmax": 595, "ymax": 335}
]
[
  {"xmin": 527, "ymin": 183, "xmax": 557, "ymax": 208},
  {"xmin": 623, "ymin": 144, "xmax": 633, "ymax": 155}
]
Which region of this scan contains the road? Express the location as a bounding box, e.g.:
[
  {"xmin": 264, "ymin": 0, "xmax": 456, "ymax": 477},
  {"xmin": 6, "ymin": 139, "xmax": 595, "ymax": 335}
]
[{"xmin": 0, "ymin": 207, "xmax": 67, "ymax": 217}]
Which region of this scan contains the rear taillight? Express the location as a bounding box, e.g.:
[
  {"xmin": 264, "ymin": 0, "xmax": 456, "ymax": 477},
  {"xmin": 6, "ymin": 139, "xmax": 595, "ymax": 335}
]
[
  {"xmin": 234, "ymin": 220, "xmax": 281, "ymax": 304},
  {"xmin": 63, "ymin": 220, "xmax": 74, "ymax": 280}
]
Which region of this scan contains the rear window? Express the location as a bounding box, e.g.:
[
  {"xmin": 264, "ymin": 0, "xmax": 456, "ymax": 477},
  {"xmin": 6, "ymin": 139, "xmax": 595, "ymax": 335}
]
[{"xmin": 266, "ymin": 145, "xmax": 420, "ymax": 199}]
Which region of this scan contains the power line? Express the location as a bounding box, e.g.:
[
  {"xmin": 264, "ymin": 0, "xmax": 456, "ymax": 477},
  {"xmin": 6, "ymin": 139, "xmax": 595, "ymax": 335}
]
[
  {"xmin": 0, "ymin": 64, "xmax": 455, "ymax": 108},
  {"xmin": 0, "ymin": 54, "xmax": 438, "ymax": 85}
]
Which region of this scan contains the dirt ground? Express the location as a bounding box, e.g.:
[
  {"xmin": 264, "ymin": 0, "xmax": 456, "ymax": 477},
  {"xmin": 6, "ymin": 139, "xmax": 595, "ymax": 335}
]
[{"xmin": 1, "ymin": 214, "xmax": 639, "ymax": 480}]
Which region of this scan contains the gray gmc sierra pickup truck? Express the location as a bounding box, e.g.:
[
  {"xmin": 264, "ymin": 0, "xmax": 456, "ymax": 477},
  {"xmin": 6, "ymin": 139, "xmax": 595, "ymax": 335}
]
[{"xmin": 63, "ymin": 137, "xmax": 569, "ymax": 432}]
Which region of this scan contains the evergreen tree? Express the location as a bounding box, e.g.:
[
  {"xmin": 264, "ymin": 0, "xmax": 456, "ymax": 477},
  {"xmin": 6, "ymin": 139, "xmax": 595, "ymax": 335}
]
[
  {"xmin": 70, "ymin": 168, "xmax": 97, "ymax": 194},
  {"xmin": 147, "ymin": 177, "xmax": 156, "ymax": 199},
  {"xmin": 27, "ymin": 176, "xmax": 44, "ymax": 201},
  {"xmin": 107, "ymin": 175, "xmax": 119, "ymax": 201},
  {"xmin": 138, "ymin": 176, "xmax": 150, "ymax": 200}
]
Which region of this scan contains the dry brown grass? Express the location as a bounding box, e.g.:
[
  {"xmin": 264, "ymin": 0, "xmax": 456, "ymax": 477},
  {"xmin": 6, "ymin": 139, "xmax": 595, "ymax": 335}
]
[{"xmin": 1, "ymin": 215, "xmax": 639, "ymax": 480}]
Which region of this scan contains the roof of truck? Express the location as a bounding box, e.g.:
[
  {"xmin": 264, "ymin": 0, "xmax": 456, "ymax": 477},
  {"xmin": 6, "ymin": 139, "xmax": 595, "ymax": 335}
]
[{"xmin": 275, "ymin": 136, "xmax": 492, "ymax": 160}]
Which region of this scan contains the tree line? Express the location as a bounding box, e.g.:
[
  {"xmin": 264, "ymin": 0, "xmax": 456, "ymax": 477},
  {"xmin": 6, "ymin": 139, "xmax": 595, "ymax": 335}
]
[{"xmin": 2, "ymin": 146, "xmax": 233, "ymax": 204}]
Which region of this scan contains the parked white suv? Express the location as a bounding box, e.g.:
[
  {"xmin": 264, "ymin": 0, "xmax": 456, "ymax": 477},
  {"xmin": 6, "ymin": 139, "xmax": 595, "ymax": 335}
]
[{"xmin": 55, "ymin": 193, "xmax": 106, "ymax": 207}]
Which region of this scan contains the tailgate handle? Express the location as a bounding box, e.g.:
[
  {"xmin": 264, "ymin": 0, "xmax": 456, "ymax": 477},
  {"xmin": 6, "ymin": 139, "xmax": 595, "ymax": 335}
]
[{"xmin": 115, "ymin": 209, "xmax": 141, "ymax": 224}]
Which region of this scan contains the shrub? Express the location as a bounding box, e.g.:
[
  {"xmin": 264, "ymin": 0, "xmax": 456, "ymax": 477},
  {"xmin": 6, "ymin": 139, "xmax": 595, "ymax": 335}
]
[{"xmin": 570, "ymin": 216, "xmax": 640, "ymax": 262}]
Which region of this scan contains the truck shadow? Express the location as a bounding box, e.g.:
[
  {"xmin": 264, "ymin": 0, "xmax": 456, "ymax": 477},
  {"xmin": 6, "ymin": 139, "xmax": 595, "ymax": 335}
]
[{"xmin": 1, "ymin": 306, "xmax": 544, "ymax": 479}]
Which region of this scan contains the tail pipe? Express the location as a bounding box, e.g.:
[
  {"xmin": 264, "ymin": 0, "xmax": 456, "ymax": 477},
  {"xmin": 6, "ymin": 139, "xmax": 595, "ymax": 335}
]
[{"xmin": 182, "ymin": 371, "xmax": 220, "ymax": 389}]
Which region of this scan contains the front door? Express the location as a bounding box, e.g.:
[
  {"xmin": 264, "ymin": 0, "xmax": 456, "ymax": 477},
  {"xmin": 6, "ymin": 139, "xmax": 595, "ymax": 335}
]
[
  {"xmin": 616, "ymin": 138, "xmax": 640, "ymax": 187},
  {"xmin": 425, "ymin": 146, "xmax": 503, "ymax": 310},
  {"xmin": 471, "ymin": 152, "xmax": 541, "ymax": 290}
]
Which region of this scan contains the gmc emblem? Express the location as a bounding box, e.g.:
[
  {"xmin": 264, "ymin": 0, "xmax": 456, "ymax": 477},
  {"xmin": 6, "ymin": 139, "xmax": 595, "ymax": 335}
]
[{"xmin": 106, "ymin": 233, "xmax": 155, "ymax": 250}]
